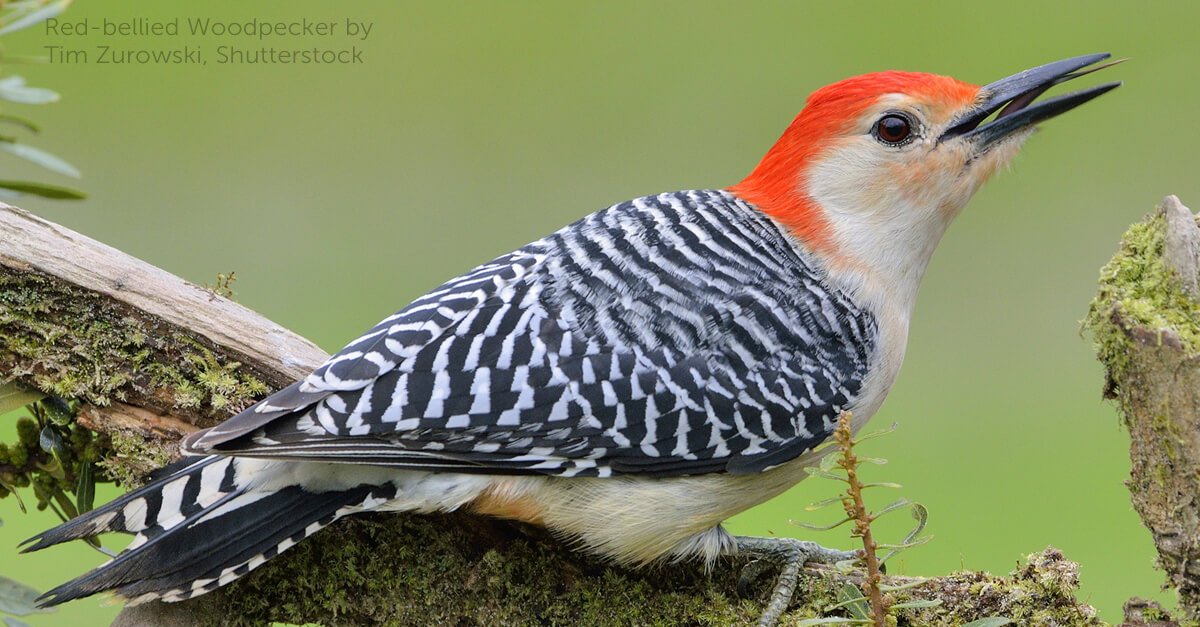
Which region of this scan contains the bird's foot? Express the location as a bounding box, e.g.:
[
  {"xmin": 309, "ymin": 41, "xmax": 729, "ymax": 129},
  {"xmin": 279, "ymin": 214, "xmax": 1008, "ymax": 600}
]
[{"xmin": 734, "ymin": 536, "xmax": 860, "ymax": 627}]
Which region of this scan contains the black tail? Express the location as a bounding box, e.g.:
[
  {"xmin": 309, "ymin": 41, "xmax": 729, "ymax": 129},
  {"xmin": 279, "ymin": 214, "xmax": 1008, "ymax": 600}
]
[
  {"xmin": 23, "ymin": 455, "xmax": 396, "ymax": 606},
  {"xmin": 21, "ymin": 455, "xmax": 228, "ymax": 553}
]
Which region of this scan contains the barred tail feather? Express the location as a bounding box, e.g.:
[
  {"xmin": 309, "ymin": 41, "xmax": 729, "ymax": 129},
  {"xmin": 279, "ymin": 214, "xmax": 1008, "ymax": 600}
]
[
  {"xmin": 20, "ymin": 455, "xmax": 229, "ymax": 553},
  {"xmin": 128, "ymin": 484, "xmax": 398, "ymax": 604},
  {"xmin": 25, "ymin": 454, "xmax": 398, "ymax": 607}
]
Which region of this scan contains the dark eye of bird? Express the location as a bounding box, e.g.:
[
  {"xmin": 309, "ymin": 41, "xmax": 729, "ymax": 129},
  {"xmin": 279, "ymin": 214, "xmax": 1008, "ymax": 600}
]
[{"xmin": 875, "ymin": 114, "xmax": 912, "ymax": 145}]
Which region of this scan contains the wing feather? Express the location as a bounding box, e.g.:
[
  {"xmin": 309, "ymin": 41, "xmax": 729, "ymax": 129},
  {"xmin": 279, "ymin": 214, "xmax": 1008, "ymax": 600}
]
[{"xmin": 185, "ymin": 191, "xmax": 876, "ymax": 477}]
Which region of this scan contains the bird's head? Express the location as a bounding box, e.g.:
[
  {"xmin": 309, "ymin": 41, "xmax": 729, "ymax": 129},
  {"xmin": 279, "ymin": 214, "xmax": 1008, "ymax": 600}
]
[{"xmin": 732, "ymin": 53, "xmax": 1120, "ymax": 303}]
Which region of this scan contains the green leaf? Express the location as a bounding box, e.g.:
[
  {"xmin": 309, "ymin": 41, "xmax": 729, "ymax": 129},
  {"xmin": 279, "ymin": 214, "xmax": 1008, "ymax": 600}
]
[
  {"xmin": 796, "ymin": 619, "xmax": 869, "ymax": 626},
  {"xmin": 0, "ymin": 114, "xmax": 40, "ymax": 134},
  {"xmin": 877, "ymin": 535, "xmax": 934, "ymax": 551},
  {"xmin": 871, "ymin": 498, "xmax": 913, "ymax": 519},
  {"xmin": 0, "ymin": 382, "xmax": 44, "ymax": 414},
  {"xmin": 792, "ymin": 516, "xmax": 852, "ymax": 531},
  {"xmin": 2, "ymin": 54, "xmax": 54, "ymax": 64},
  {"xmin": 908, "ymin": 502, "xmax": 929, "ymax": 534},
  {"xmin": 51, "ymin": 487, "xmax": 77, "ymax": 520},
  {"xmin": 38, "ymin": 424, "xmax": 64, "ymax": 459},
  {"xmin": 0, "ymin": 478, "xmax": 25, "ymax": 513},
  {"xmin": 859, "ymin": 481, "xmax": 903, "ymax": 490},
  {"xmin": 0, "ymin": 0, "xmax": 73, "ymax": 36},
  {"xmin": 0, "ymin": 179, "xmax": 86, "ymax": 199},
  {"xmin": 0, "ymin": 76, "xmax": 58, "ymax": 104},
  {"xmin": 75, "ymin": 461, "xmax": 94, "ymax": 515},
  {"xmin": 829, "ymin": 583, "xmax": 870, "ymax": 619},
  {"xmin": 851, "ymin": 422, "xmax": 898, "ymax": 444},
  {"xmin": 67, "ymin": 449, "xmax": 106, "ymax": 554},
  {"xmin": 0, "ymin": 4, "xmax": 45, "ymax": 14},
  {"xmin": 803, "ymin": 467, "xmax": 848, "ymax": 482},
  {"xmin": 0, "ymin": 141, "xmax": 81, "ymax": 177},
  {"xmin": 0, "ymin": 575, "xmax": 51, "ymax": 616},
  {"xmin": 878, "ymin": 578, "xmax": 929, "ymax": 592},
  {"xmin": 880, "ymin": 502, "xmax": 930, "ymax": 565},
  {"xmin": 37, "ymin": 453, "xmax": 65, "ymax": 481},
  {"xmin": 805, "ymin": 495, "xmax": 845, "ymax": 511},
  {"xmin": 41, "ymin": 397, "xmax": 72, "ymax": 425},
  {"xmin": 960, "ymin": 618, "xmax": 1013, "ymax": 627}
]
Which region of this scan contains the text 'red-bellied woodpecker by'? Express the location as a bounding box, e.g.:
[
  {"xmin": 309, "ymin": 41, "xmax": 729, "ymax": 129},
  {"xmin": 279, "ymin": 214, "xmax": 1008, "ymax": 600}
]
[{"xmin": 23, "ymin": 54, "xmax": 1120, "ymax": 624}]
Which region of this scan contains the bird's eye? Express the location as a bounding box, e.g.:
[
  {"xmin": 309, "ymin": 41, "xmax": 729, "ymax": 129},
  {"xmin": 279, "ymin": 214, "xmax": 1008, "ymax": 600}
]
[{"xmin": 874, "ymin": 114, "xmax": 913, "ymax": 145}]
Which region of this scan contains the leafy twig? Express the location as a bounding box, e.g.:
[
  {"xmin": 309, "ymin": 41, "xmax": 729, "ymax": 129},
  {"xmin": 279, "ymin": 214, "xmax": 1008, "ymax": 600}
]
[
  {"xmin": 205, "ymin": 271, "xmax": 238, "ymax": 300},
  {"xmin": 797, "ymin": 414, "xmax": 946, "ymax": 626},
  {"xmin": 0, "ymin": 0, "xmax": 85, "ymax": 201},
  {"xmin": 832, "ymin": 411, "xmax": 887, "ymax": 626}
]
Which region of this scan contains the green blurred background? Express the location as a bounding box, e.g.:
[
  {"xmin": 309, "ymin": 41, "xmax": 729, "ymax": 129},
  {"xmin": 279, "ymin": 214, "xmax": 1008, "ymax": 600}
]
[{"xmin": 0, "ymin": 1, "xmax": 1196, "ymax": 624}]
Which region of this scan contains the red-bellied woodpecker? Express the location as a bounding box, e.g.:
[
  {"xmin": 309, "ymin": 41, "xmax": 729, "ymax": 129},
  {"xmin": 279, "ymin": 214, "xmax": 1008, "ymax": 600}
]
[{"xmin": 24, "ymin": 53, "xmax": 1119, "ymax": 624}]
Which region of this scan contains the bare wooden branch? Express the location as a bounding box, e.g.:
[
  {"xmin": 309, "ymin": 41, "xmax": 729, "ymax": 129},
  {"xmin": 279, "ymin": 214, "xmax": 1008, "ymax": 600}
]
[
  {"xmin": 0, "ymin": 203, "xmax": 1104, "ymax": 626},
  {"xmin": 1163, "ymin": 195, "xmax": 1200, "ymax": 297}
]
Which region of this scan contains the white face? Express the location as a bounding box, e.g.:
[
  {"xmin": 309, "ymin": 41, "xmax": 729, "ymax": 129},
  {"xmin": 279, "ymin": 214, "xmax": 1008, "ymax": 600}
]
[{"xmin": 803, "ymin": 93, "xmax": 1031, "ymax": 305}]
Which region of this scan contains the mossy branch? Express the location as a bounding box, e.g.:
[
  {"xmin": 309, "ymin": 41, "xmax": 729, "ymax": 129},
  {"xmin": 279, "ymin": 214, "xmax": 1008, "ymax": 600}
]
[
  {"xmin": 0, "ymin": 202, "xmax": 1104, "ymax": 626},
  {"xmin": 1085, "ymin": 195, "xmax": 1200, "ymax": 624}
]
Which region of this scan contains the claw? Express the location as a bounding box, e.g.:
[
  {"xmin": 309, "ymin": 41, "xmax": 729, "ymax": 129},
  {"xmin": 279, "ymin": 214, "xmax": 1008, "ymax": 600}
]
[
  {"xmin": 736, "ymin": 558, "xmax": 772, "ymax": 598},
  {"xmin": 734, "ymin": 536, "xmax": 861, "ymax": 627}
]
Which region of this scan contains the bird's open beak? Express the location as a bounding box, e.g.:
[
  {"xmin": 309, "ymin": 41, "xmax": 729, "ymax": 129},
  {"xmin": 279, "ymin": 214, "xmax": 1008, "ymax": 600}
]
[{"xmin": 941, "ymin": 53, "xmax": 1122, "ymax": 149}]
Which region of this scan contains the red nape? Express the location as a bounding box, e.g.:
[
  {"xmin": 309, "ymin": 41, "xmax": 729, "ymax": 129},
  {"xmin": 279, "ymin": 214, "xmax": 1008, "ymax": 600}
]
[{"xmin": 729, "ymin": 71, "xmax": 978, "ymax": 253}]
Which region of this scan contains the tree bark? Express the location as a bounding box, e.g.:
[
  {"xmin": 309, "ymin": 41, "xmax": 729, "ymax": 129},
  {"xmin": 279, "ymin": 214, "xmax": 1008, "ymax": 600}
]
[{"xmin": 0, "ymin": 203, "xmax": 1103, "ymax": 626}]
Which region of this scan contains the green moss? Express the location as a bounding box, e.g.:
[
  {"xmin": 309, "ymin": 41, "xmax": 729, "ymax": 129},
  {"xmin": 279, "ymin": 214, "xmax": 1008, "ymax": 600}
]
[
  {"xmin": 160, "ymin": 516, "xmax": 1097, "ymax": 627},
  {"xmin": 0, "ymin": 267, "xmax": 270, "ymax": 422},
  {"xmin": 1083, "ymin": 210, "xmax": 1200, "ymax": 388},
  {"xmin": 143, "ymin": 339, "xmax": 269, "ymax": 413},
  {"xmin": 98, "ymin": 429, "xmax": 175, "ymax": 489},
  {"xmin": 184, "ymin": 514, "xmax": 761, "ymax": 627},
  {"xmin": 888, "ymin": 548, "xmax": 1100, "ymax": 626},
  {"xmin": 1124, "ymin": 597, "xmax": 1196, "ymax": 627}
]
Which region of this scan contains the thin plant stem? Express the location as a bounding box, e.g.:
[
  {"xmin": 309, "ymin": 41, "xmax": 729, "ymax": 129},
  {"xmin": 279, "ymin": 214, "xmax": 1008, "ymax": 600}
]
[{"xmin": 833, "ymin": 411, "xmax": 887, "ymax": 626}]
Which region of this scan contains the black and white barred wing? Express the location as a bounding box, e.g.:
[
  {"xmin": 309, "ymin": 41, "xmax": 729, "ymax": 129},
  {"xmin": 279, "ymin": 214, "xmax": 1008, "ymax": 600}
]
[
  {"xmin": 185, "ymin": 191, "xmax": 875, "ymax": 477},
  {"xmin": 186, "ymin": 249, "xmax": 543, "ymax": 445}
]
